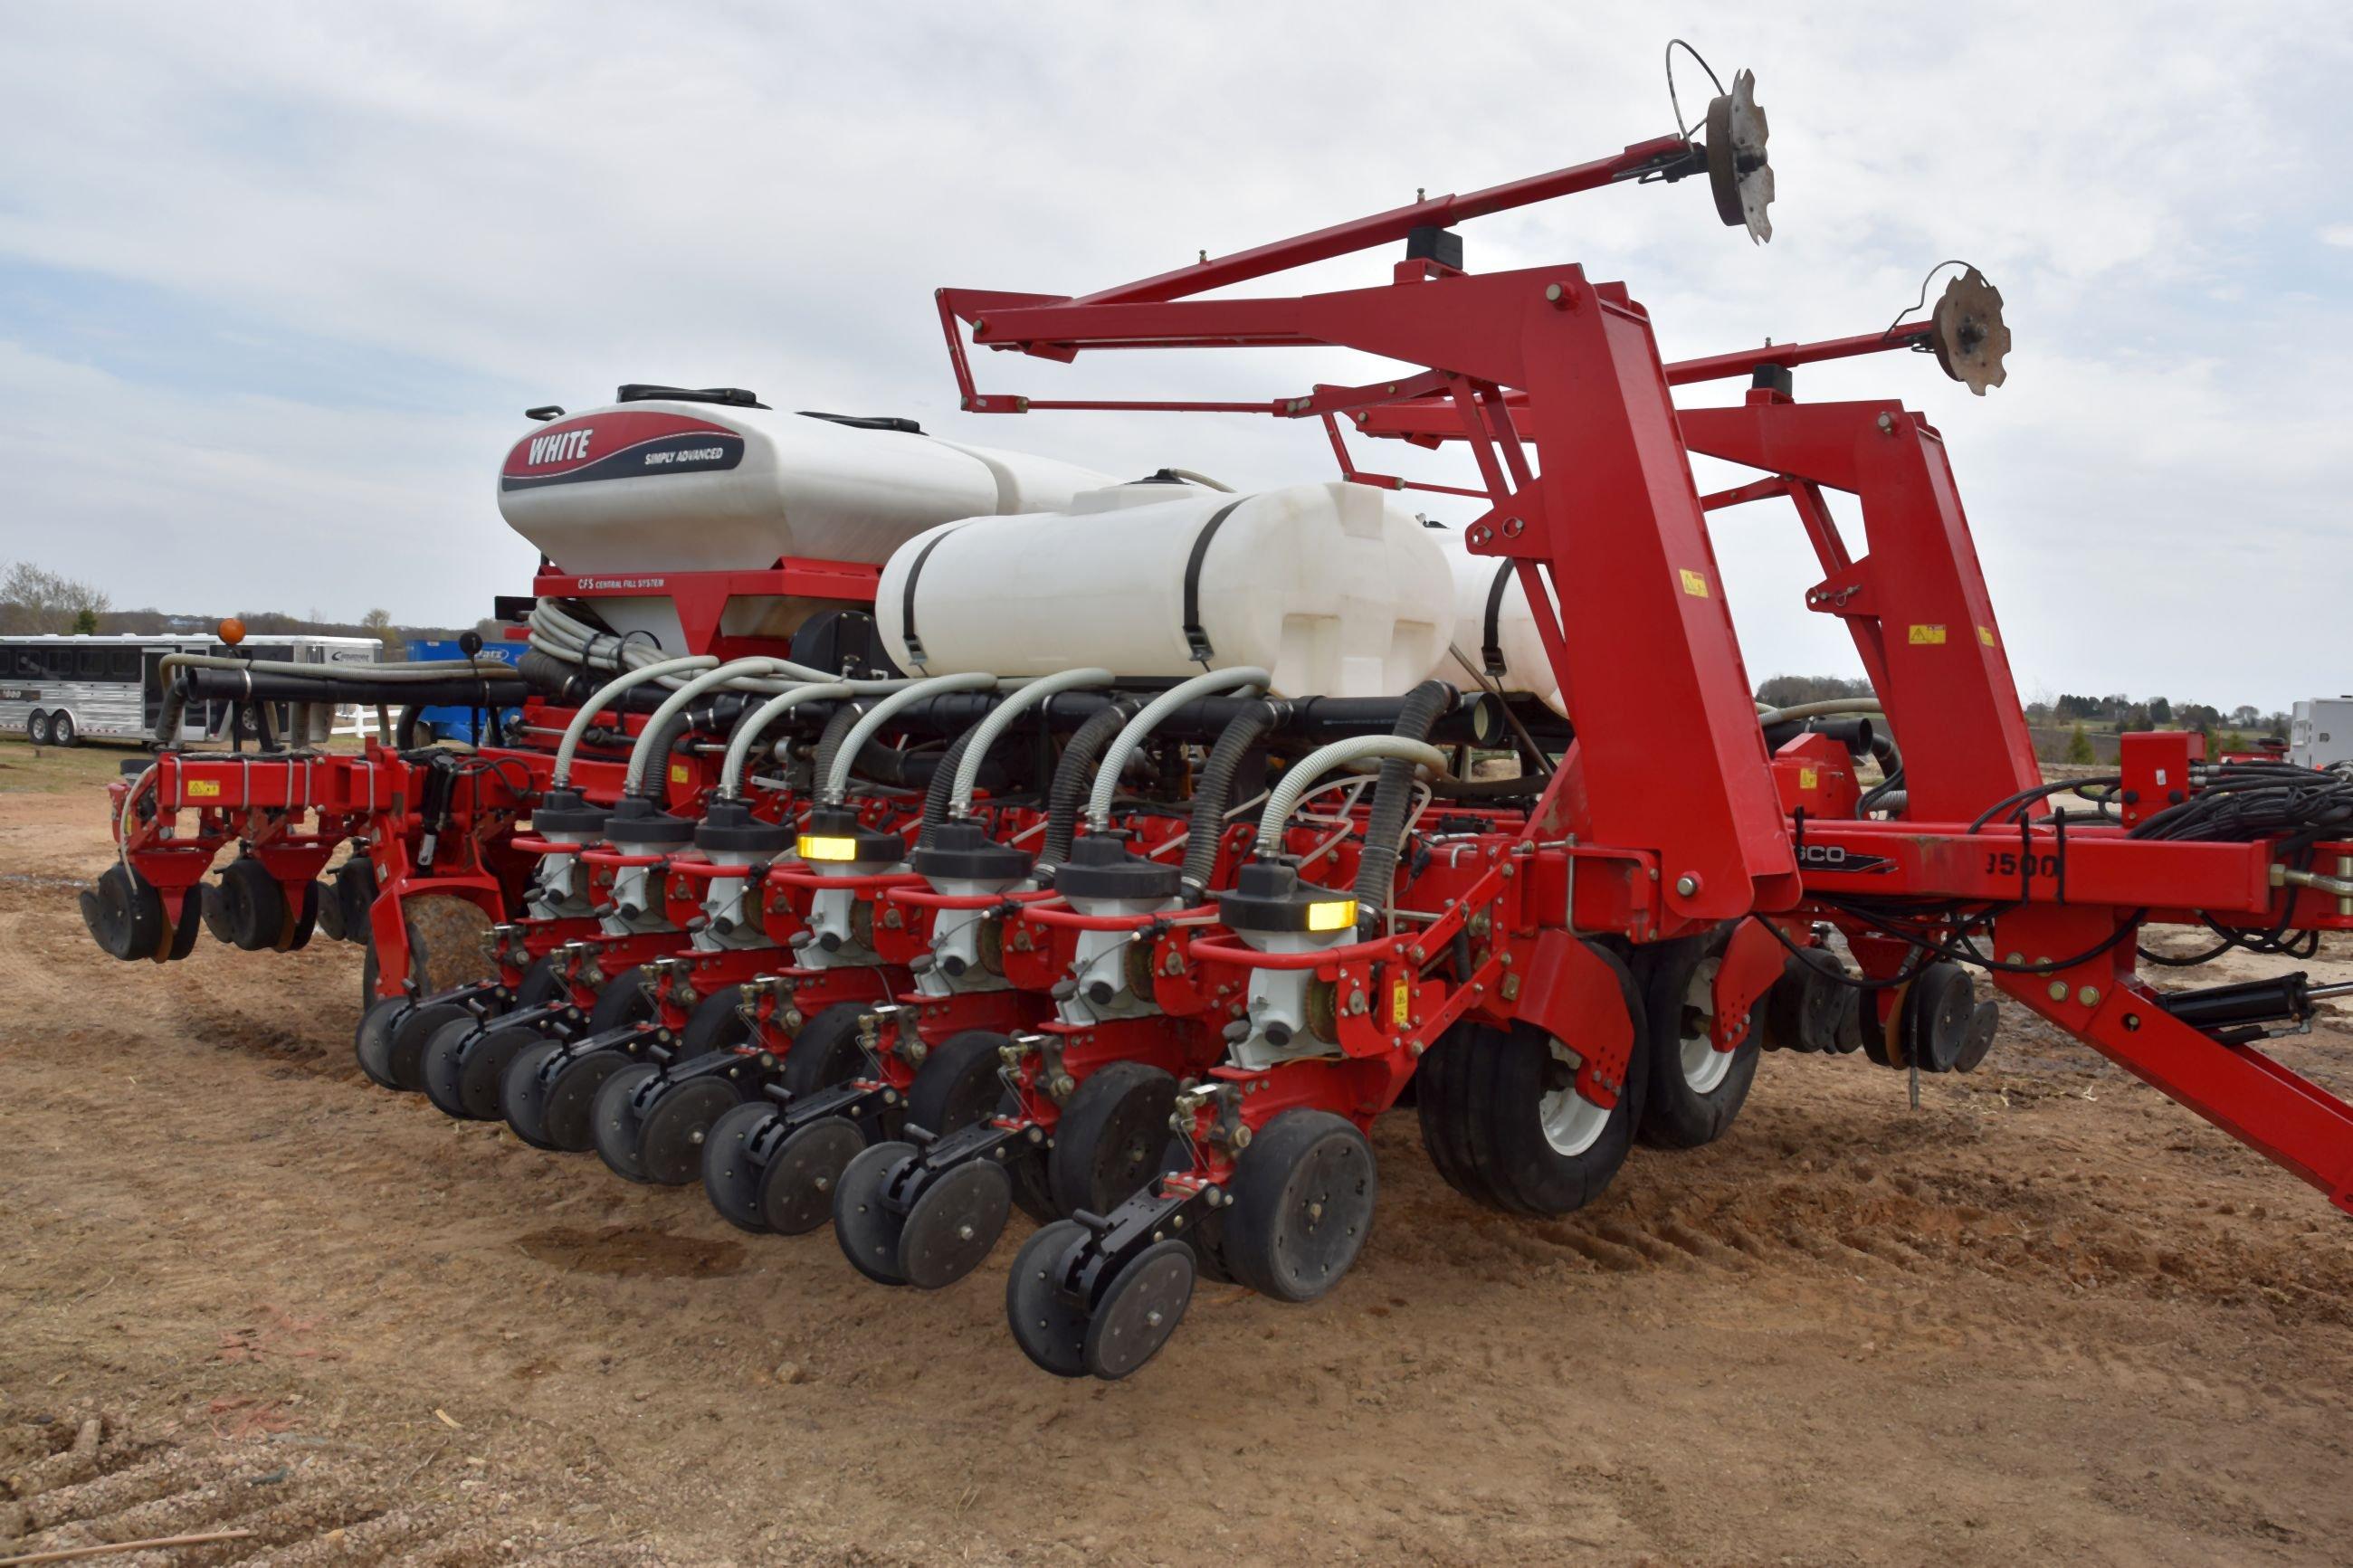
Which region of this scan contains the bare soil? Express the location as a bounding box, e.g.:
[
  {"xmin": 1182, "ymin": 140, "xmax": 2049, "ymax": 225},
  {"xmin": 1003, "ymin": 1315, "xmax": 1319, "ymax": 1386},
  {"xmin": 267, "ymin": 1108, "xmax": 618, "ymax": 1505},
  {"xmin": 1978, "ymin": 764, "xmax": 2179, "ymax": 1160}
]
[{"xmin": 4, "ymin": 763, "xmax": 2350, "ymax": 1566}]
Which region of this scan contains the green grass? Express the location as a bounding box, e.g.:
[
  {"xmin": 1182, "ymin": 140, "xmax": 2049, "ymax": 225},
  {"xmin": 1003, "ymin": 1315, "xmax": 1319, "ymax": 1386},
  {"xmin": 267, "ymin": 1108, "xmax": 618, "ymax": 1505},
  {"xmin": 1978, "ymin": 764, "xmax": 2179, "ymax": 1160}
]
[{"xmin": 0, "ymin": 736, "xmax": 146, "ymax": 794}]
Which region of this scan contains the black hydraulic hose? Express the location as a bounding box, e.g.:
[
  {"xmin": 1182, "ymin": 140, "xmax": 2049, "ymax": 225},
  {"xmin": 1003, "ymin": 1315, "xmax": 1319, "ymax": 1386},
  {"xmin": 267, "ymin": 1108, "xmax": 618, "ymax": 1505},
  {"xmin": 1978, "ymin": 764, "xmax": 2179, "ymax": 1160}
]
[
  {"xmin": 1353, "ymin": 680, "xmax": 1452, "ymax": 914},
  {"xmin": 395, "ymin": 701, "xmax": 426, "ymax": 748},
  {"xmin": 1182, "ymin": 701, "xmax": 1280, "ymax": 903},
  {"xmin": 1041, "ymin": 701, "xmax": 1138, "ymax": 872}
]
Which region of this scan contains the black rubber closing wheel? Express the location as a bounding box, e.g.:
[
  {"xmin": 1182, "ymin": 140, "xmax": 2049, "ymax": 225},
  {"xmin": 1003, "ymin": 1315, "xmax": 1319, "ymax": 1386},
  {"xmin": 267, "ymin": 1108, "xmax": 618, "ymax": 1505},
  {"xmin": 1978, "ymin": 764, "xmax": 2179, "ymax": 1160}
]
[
  {"xmin": 834, "ymin": 1140, "xmax": 917, "ymax": 1286},
  {"xmin": 457, "ymin": 1023, "xmax": 539, "ymax": 1122},
  {"xmin": 898, "ymin": 1159, "xmax": 1014, "ymax": 1290},
  {"xmin": 80, "ymin": 863, "xmax": 164, "ymax": 961},
  {"xmin": 779, "ymin": 1003, "xmax": 872, "ymax": 1098},
  {"xmin": 387, "ymin": 1001, "xmax": 471, "ymax": 1093},
  {"xmin": 214, "ymin": 858, "xmax": 289, "ymax": 951},
  {"xmin": 354, "ymin": 997, "xmax": 411, "ymax": 1090},
  {"xmin": 902, "ymin": 1031, "xmax": 1007, "ymax": 1141},
  {"xmin": 591, "ymin": 1061, "xmax": 665, "ymax": 1183},
  {"xmin": 1417, "ymin": 946, "xmax": 1647, "ymax": 1217},
  {"xmin": 1005, "ymin": 1219, "xmax": 1092, "ymax": 1378},
  {"xmin": 760, "ymin": 1116, "xmax": 867, "ymax": 1235},
  {"xmin": 586, "ymin": 967, "xmax": 657, "ymax": 1035},
  {"xmin": 1047, "ymin": 1061, "xmax": 1177, "ymax": 1220},
  {"xmin": 680, "ymin": 985, "xmax": 753, "ymax": 1055},
  {"xmin": 163, "ymin": 885, "xmax": 203, "ymax": 961},
  {"xmin": 1223, "ymin": 1109, "xmax": 1377, "ymax": 1305},
  {"xmin": 1903, "ymin": 961, "xmax": 1982, "ymax": 1074},
  {"xmin": 313, "ymin": 879, "xmax": 346, "ymax": 943},
  {"xmin": 502, "ymin": 1038, "xmax": 571, "ymax": 1149},
  {"xmin": 1083, "ymin": 1237, "xmax": 1196, "ymax": 1380},
  {"xmin": 1636, "ymin": 926, "xmax": 1763, "ymax": 1150},
  {"xmin": 1954, "ymin": 1000, "xmax": 2001, "ymax": 1073},
  {"xmin": 422, "ymin": 1017, "xmax": 489, "ymax": 1118},
  {"xmin": 703, "ymin": 1102, "xmax": 782, "ymax": 1232},
  {"xmin": 1003, "ymin": 1091, "xmax": 1057, "ymax": 1225},
  {"xmin": 512, "ymin": 956, "xmax": 560, "ymax": 1012},
  {"xmin": 639, "ymin": 1076, "xmax": 745, "ymax": 1186},
  {"xmin": 543, "ymin": 1047, "xmax": 629, "ymax": 1151}
]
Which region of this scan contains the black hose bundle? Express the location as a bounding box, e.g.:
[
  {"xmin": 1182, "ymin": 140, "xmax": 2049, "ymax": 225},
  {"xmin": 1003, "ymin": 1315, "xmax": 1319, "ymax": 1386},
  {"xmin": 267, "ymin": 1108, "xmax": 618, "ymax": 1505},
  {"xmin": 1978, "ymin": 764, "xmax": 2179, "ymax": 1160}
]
[
  {"xmin": 2127, "ymin": 762, "xmax": 2353, "ymax": 847},
  {"xmin": 1353, "ymin": 680, "xmax": 1452, "ymax": 915},
  {"xmin": 1182, "ymin": 701, "xmax": 1280, "ymax": 903},
  {"xmin": 1040, "ymin": 701, "xmax": 1138, "ymax": 873}
]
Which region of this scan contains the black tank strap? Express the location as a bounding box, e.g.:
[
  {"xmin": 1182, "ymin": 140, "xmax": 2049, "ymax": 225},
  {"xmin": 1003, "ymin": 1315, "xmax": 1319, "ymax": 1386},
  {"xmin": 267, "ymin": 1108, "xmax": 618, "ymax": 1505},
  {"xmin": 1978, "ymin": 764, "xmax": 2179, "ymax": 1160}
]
[
  {"xmin": 1480, "ymin": 561, "xmax": 1515, "ymax": 677},
  {"xmin": 1180, "ymin": 500, "xmax": 1248, "ymax": 667},
  {"xmin": 899, "ymin": 523, "xmax": 968, "ymax": 669}
]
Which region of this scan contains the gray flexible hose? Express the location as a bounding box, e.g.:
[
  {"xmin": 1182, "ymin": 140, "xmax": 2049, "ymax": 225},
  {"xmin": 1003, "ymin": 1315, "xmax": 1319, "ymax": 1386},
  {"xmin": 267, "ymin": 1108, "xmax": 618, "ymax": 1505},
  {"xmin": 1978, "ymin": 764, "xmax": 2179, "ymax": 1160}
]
[
  {"xmin": 553, "ymin": 656, "xmax": 718, "ymax": 785},
  {"xmin": 1756, "ymin": 698, "xmax": 1883, "ymax": 726},
  {"xmin": 820, "ymin": 671, "xmax": 999, "ymax": 804},
  {"xmin": 1086, "ymin": 667, "xmax": 1269, "ymax": 830},
  {"xmin": 720, "ymin": 682, "xmax": 853, "ymax": 800},
  {"xmin": 1254, "ymin": 736, "xmax": 1450, "ymax": 850},
  {"xmin": 624, "ymin": 658, "xmax": 796, "ymax": 795},
  {"xmin": 949, "ymin": 668, "xmax": 1113, "ymax": 817}
]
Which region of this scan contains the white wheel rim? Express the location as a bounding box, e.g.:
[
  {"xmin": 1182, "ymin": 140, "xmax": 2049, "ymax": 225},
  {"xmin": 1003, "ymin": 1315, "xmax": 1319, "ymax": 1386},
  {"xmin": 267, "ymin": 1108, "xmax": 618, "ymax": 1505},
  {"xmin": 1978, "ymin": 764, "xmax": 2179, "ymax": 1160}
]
[
  {"xmin": 1679, "ymin": 956, "xmax": 1733, "ymax": 1095},
  {"xmin": 1538, "ymin": 1037, "xmax": 1611, "ymax": 1156}
]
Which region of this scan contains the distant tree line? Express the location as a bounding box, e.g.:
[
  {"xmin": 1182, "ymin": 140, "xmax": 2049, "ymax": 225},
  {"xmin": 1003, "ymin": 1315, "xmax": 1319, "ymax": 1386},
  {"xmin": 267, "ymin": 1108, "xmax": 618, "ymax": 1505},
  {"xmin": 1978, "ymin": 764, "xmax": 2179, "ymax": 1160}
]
[
  {"xmin": 1758, "ymin": 673, "xmax": 2293, "ymax": 767},
  {"xmin": 0, "ymin": 558, "xmax": 476, "ymax": 657}
]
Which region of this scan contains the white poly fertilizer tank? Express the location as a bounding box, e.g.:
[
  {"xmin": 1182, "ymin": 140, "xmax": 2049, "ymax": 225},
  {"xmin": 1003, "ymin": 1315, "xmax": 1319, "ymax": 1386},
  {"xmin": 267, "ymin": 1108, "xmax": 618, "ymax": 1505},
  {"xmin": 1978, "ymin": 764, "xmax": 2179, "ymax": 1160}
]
[
  {"xmin": 874, "ymin": 478, "xmax": 1453, "ymax": 698},
  {"xmin": 496, "ymin": 390, "xmax": 1116, "ymax": 648},
  {"xmin": 1430, "ymin": 525, "xmax": 1567, "ymax": 716}
]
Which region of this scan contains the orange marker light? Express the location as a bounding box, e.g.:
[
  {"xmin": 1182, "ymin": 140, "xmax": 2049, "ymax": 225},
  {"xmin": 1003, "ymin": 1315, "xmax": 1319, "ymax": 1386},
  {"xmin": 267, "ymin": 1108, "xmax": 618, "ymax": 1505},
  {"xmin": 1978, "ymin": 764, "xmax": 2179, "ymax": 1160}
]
[{"xmin": 218, "ymin": 617, "xmax": 246, "ymax": 646}]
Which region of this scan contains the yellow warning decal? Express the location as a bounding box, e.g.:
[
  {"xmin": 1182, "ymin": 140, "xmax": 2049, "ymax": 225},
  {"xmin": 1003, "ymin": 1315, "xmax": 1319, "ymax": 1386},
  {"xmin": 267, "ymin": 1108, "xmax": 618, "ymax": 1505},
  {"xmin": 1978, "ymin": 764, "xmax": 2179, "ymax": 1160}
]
[
  {"xmin": 670, "ymin": 764, "xmax": 691, "ymax": 784},
  {"xmin": 1977, "ymin": 625, "xmax": 1997, "ymax": 647},
  {"xmin": 1908, "ymin": 624, "xmax": 1948, "ymax": 645},
  {"xmin": 1392, "ymin": 980, "xmax": 1412, "ymax": 1027},
  {"xmin": 1679, "ymin": 568, "xmax": 1710, "ymax": 598},
  {"xmin": 186, "ymin": 779, "xmax": 222, "ymax": 798},
  {"xmin": 1798, "ymin": 766, "xmax": 1819, "ymax": 791}
]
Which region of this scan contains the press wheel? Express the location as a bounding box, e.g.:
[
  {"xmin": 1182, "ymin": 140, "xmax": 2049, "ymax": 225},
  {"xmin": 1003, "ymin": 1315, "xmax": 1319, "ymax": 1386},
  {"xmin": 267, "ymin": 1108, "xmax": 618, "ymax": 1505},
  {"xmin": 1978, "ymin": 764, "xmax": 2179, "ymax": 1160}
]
[
  {"xmin": 1083, "ymin": 1237, "xmax": 1196, "ymax": 1380},
  {"xmin": 759, "ymin": 1116, "xmax": 867, "ymax": 1235},
  {"xmin": 639, "ymin": 1075, "xmax": 746, "ymax": 1186},
  {"xmin": 702, "ymin": 1101, "xmax": 782, "ymax": 1233},
  {"xmin": 592, "ymin": 1061, "xmax": 665, "ymax": 1183},
  {"xmin": 1005, "ymin": 1219, "xmax": 1092, "ymax": 1379}
]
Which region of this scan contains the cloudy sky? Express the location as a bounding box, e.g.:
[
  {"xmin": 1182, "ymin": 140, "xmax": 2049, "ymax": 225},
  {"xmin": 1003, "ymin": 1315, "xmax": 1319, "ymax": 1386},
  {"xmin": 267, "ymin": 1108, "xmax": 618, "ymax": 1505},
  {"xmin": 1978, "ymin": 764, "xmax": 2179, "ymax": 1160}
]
[{"xmin": 1, "ymin": 2, "xmax": 2347, "ymax": 709}]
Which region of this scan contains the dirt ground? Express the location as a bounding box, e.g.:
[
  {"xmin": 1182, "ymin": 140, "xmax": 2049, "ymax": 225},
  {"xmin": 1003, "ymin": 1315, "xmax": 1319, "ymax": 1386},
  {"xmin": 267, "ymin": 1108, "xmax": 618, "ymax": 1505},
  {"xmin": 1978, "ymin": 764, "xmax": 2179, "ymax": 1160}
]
[{"xmin": 4, "ymin": 744, "xmax": 2350, "ymax": 1566}]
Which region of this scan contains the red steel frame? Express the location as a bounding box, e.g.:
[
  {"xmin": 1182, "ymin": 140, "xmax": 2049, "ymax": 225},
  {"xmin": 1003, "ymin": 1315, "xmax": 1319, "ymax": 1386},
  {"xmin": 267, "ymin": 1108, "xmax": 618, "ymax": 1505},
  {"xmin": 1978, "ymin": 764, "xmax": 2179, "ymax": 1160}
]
[{"xmin": 933, "ymin": 139, "xmax": 2353, "ymax": 1213}]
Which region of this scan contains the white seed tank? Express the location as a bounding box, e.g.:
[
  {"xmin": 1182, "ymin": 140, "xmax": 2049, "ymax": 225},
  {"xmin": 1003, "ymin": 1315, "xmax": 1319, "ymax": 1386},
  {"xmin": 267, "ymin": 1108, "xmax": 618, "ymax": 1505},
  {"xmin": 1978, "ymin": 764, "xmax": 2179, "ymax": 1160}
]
[
  {"xmin": 496, "ymin": 398, "xmax": 1117, "ymax": 649},
  {"xmin": 1430, "ymin": 527, "xmax": 1567, "ymax": 716},
  {"xmin": 873, "ymin": 479, "xmax": 1454, "ymax": 698}
]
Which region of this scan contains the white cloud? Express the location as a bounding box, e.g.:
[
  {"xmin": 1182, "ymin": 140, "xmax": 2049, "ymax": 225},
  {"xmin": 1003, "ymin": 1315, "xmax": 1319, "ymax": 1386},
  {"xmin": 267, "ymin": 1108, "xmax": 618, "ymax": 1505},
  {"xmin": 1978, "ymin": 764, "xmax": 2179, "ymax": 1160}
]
[{"xmin": 0, "ymin": 1, "xmax": 2348, "ymax": 707}]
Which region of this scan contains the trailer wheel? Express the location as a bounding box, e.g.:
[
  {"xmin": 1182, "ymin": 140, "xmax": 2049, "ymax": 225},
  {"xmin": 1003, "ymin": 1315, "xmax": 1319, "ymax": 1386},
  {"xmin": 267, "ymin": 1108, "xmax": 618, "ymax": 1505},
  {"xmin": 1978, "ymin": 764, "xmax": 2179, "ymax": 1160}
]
[
  {"xmin": 1416, "ymin": 946, "xmax": 1647, "ymax": 1216},
  {"xmin": 1048, "ymin": 1061, "xmax": 1179, "ymax": 1220},
  {"xmin": 1635, "ymin": 927, "xmax": 1763, "ymax": 1150},
  {"xmin": 1222, "ymin": 1109, "xmax": 1377, "ymax": 1304},
  {"xmin": 778, "ymin": 1003, "xmax": 870, "ymax": 1099},
  {"xmin": 25, "ymin": 710, "xmax": 50, "ymax": 746},
  {"xmin": 49, "ymin": 712, "xmax": 75, "ymax": 747}
]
